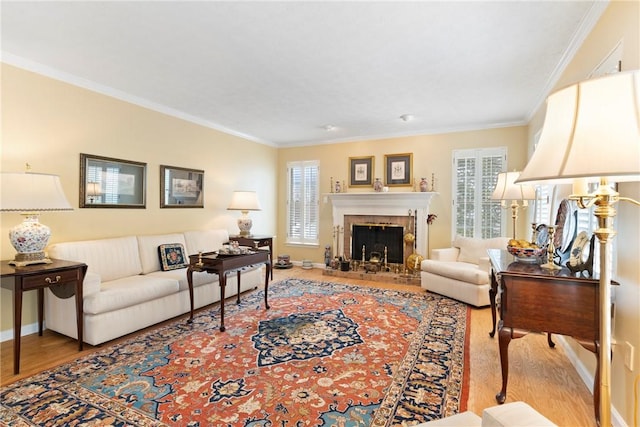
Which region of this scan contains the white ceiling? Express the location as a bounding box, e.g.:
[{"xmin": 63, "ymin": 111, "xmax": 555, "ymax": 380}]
[{"xmin": 1, "ymin": 1, "xmax": 607, "ymax": 147}]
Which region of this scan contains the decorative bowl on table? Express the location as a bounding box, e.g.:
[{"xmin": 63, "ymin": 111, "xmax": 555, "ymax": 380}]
[{"xmin": 507, "ymin": 241, "xmax": 545, "ymax": 263}]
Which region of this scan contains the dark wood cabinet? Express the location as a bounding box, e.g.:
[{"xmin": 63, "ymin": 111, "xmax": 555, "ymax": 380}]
[{"xmin": 487, "ymin": 249, "xmax": 614, "ymax": 424}]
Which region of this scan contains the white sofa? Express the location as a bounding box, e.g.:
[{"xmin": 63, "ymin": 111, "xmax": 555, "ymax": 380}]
[
  {"xmin": 420, "ymin": 235, "xmax": 509, "ymax": 307},
  {"xmin": 44, "ymin": 229, "xmax": 264, "ymax": 345},
  {"xmin": 417, "ymin": 401, "xmax": 556, "ymax": 426}
]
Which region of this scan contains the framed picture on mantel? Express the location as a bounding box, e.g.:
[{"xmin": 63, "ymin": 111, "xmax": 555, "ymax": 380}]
[
  {"xmin": 349, "ymin": 156, "xmax": 374, "ymax": 187},
  {"xmin": 384, "ymin": 153, "xmax": 412, "ymax": 186}
]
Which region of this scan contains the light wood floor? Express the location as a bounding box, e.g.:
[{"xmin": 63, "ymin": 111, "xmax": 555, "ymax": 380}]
[{"xmin": 1, "ymin": 267, "xmax": 596, "ymax": 426}]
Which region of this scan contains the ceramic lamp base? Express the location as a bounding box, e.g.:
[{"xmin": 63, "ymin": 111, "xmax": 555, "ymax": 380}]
[
  {"xmin": 237, "ymin": 211, "xmax": 253, "ymax": 237},
  {"xmin": 9, "ymin": 213, "xmax": 53, "ymax": 266}
]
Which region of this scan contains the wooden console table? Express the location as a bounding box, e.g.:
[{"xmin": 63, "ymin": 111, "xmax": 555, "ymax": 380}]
[
  {"xmin": 228, "ymin": 235, "xmax": 274, "ymax": 279},
  {"xmin": 487, "ymin": 249, "xmax": 614, "ymax": 424},
  {"xmin": 1, "ymin": 259, "xmax": 87, "ymax": 374},
  {"xmin": 186, "ymin": 250, "xmax": 271, "ymax": 332}
]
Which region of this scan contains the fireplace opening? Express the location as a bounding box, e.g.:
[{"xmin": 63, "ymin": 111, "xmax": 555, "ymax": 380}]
[{"xmin": 352, "ymin": 224, "xmax": 404, "ymax": 264}]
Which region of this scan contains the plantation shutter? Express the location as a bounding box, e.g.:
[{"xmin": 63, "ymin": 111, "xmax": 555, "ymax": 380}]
[
  {"xmin": 452, "ymin": 148, "xmax": 506, "ymax": 239},
  {"xmin": 287, "ymin": 160, "xmax": 319, "ymax": 245}
]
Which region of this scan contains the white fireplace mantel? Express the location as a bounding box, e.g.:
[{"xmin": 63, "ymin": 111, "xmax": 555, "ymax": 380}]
[{"xmin": 326, "ymin": 192, "xmax": 437, "ymax": 257}]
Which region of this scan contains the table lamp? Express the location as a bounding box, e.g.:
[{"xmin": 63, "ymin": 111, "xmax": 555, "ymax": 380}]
[
  {"xmin": 227, "ymin": 191, "xmax": 262, "ymax": 236},
  {"xmin": 86, "ymin": 182, "xmax": 102, "ymax": 204},
  {"xmin": 1, "ymin": 171, "xmax": 73, "ymax": 266},
  {"xmin": 516, "ymin": 70, "xmax": 640, "ymax": 427},
  {"xmin": 491, "ymin": 171, "xmax": 536, "ymax": 240}
]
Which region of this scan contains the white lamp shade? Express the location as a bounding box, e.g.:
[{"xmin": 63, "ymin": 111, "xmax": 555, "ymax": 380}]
[
  {"xmin": 1, "ymin": 172, "xmax": 73, "ymax": 211},
  {"xmin": 516, "ymin": 70, "xmax": 640, "ymax": 184},
  {"xmin": 491, "ymin": 171, "xmax": 536, "ymax": 201},
  {"xmin": 86, "ymin": 182, "xmax": 101, "ymax": 197},
  {"xmin": 227, "ymin": 191, "xmax": 262, "ymax": 211}
]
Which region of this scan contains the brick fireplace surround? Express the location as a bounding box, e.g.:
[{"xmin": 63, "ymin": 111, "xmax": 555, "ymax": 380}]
[{"xmin": 326, "ymin": 192, "xmax": 437, "ymax": 262}]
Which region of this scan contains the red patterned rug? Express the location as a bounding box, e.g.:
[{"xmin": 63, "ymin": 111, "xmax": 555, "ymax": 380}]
[{"xmin": 0, "ymin": 279, "xmax": 470, "ymax": 426}]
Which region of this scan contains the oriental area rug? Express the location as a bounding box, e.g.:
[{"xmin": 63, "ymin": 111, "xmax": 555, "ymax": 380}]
[{"xmin": 0, "ymin": 279, "xmax": 470, "ymax": 426}]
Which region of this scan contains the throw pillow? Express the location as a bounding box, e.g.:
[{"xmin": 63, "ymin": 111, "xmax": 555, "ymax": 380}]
[
  {"xmin": 158, "ymin": 243, "xmax": 188, "ymax": 271},
  {"xmin": 454, "ymin": 235, "xmax": 485, "ymax": 264}
]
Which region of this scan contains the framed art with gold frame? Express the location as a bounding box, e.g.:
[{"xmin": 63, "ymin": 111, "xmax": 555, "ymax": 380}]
[
  {"xmin": 160, "ymin": 165, "xmax": 204, "ymax": 208},
  {"xmin": 349, "ymin": 156, "xmax": 374, "ymax": 187},
  {"xmin": 384, "ymin": 153, "xmax": 412, "ymax": 186},
  {"xmin": 80, "ymin": 153, "xmax": 147, "ymax": 208}
]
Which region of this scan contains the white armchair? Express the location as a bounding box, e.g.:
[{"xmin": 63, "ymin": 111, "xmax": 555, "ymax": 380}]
[{"xmin": 420, "ymin": 235, "xmax": 509, "ymax": 307}]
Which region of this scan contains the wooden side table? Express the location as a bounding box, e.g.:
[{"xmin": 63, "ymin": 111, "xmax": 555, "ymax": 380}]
[
  {"xmin": 487, "ymin": 249, "xmax": 616, "ymax": 424},
  {"xmin": 0, "ymin": 259, "xmax": 87, "ymax": 374},
  {"xmin": 228, "ymin": 235, "xmax": 274, "ymax": 279}
]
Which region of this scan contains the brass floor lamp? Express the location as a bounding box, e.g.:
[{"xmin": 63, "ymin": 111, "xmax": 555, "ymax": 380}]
[{"xmin": 516, "ymin": 70, "xmax": 640, "ymax": 427}]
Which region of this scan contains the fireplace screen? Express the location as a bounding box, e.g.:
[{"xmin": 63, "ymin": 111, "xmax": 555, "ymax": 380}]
[{"xmin": 351, "ymin": 224, "xmax": 404, "ymax": 264}]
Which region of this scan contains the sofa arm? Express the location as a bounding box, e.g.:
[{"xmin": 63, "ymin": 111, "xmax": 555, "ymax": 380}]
[
  {"xmin": 82, "ymin": 271, "xmax": 102, "ymax": 296},
  {"xmin": 431, "ymin": 247, "xmax": 460, "ymax": 262},
  {"xmin": 478, "ymin": 257, "xmax": 491, "ymax": 273}
]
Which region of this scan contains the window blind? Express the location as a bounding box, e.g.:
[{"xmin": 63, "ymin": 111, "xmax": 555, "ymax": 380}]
[
  {"xmin": 453, "ymin": 148, "xmax": 506, "ymax": 239},
  {"xmin": 287, "ymin": 160, "xmax": 320, "ymax": 245}
]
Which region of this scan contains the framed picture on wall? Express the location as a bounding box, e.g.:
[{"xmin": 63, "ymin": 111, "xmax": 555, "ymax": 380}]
[
  {"xmin": 384, "ymin": 153, "xmax": 412, "ymax": 186},
  {"xmin": 80, "ymin": 153, "xmax": 147, "ymax": 208},
  {"xmin": 349, "ymin": 156, "xmax": 374, "ymax": 187},
  {"xmin": 160, "ymin": 165, "xmax": 204, "ymax": 208}
]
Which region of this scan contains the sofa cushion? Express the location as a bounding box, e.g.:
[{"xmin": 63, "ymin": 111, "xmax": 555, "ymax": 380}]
[
  {"xmin": 482, "ymin": 401, "xmax": 556, "ymax": 426},
  {"xmin": 47, "ymin": 236, "xmax": 142, "ymax": 282},
  {"xmin": 421, "ymin": 260, "xmax": 489, "ymax": 285},
  {"xmin": 183, "ymin": 229, "xmax": 230, "ymax": 254},
  {"xmin": 158, "ymin": 243, "xmax": 188, "ymax": 271},
  {"xmin": 454, "ymin": 236, "xmax": 508, "ymax": 264},
  {"xmin": 147, "ymin": 269, "xmax": 215, "ymax": 291},
  {"xmin": 137, "ymin": 233, "xmax": 188, "ymax": 274},
  {"xmin": 414, "ymin": 411, "xmax": 481, "ymax": 426},
  {"xmin": 84, "ymin": 275, "xmax": 179, "ymax": 315}
]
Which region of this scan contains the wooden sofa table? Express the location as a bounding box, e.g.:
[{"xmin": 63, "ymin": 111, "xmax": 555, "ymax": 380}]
[
  {"xmin": 1, "ymin": 259, "xmax": 87, "ymax": 374},
  {"xmin": 487, "ymin": 249, "xmax": 615, "ymax": 424},
  {"xmin": 186, "ymin": 250, "xmax": 271, "ymax": 332}
]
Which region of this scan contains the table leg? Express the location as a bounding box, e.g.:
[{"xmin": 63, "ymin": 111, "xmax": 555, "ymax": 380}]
[
  {"xmin": 264, "ymin": 261, "xmax": 271, "ymax": 310},
  {"xmin": 13, "ymin": 280, "xmax": 23, "ymax": 375},
  {"xmin": 547, "ymin": 333, "xmax": 555, "ymax": 348},
  {"xmin": 489, "ymin": 269, "xmax": 498, "ymax": 337},
  {"xmin": 496, "ymin": 325, "xmax": 511, "ymax": 404},
  {"xmin": 37, "ymin": 288, "xmax": 44, "ymax": 336},
  {"xmin": 220, "ymin": 272, "xmax": 227, "ymax": 332},
  {"xmin": 268, "ymin": 240, "xmax": 273, "ymax": 280},
  {"xmin": 236, "ymin": 270, "xmax": 241, "ymax": 304},
  {"xmin": 75, "ymin": 267, "xmax": 85, "ymax": 351},
  {"xmin": 593, "ymin": 342, "xmax": 601, "ymax": 425},
  {"xmin": 187, "ymin": 267, "xmax": 195, "ymax": 323}
]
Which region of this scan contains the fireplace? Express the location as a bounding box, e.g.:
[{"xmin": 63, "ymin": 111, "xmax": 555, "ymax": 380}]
[
  {"xmin": 326, "ymin": 192, "xmax": 436, "ymax": 261},
  {"xmin": 351, "ymin": 223, "xmax": 404, "ymax": 264}
]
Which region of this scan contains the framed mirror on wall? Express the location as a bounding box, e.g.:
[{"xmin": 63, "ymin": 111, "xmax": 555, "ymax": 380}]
[
  {"xmin": 160, "ymin": 165, "xmax": 204, "ymax": 208},
  {"xmin": 80, "ymin": 153, "xmax": 147, "ymax": 208}
]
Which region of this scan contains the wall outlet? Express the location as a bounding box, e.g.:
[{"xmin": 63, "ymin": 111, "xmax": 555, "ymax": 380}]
[{"xmin": 624, "ymin": 341, "xmax": 635, "ymax": 371}]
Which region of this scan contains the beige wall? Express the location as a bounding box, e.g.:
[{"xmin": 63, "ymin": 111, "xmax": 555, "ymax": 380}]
[
  {"xmin": 525, "ymin": 1, "xmax": 639, "ymax": 424},
  {"xmin": 276, "ymin": 127, "xmax": 529, "ymax": 264},
  {"xmin": 1, "ymin": 64, "xmax": 278, "ymax": 335},
  {"xmin": 1, "ymin": 2, "xmax": 638, "ymax": 423}
]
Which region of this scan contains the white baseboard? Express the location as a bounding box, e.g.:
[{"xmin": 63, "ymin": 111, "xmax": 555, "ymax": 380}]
[
  {"xmin": 556, "ymin": 335, "xmax": 627, "ymax": 427},
  {"xmin": 0, "ymin": 321, "xmax": 40, "ymax": 343}
]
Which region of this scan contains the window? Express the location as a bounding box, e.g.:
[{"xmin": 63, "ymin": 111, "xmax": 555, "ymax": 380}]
[
  {"xmin": 286, "ymin": 160, "xmax": 320, "ymax": 245},
  {"xmin": 452, "ymin": 148, "xmax": 506, "ymax": 238},
  {"xmin": 532, "ymin": 131, "xmax": 553, "ymax": 225}
]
